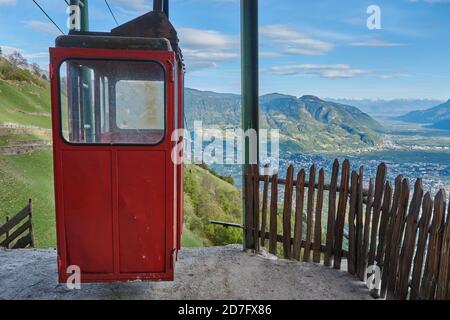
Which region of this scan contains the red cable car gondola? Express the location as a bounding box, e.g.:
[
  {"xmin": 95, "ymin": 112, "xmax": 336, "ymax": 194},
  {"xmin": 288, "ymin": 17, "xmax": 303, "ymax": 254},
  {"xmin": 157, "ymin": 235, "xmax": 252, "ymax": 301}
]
[{"xmin": 49, "ymin": 3, "xmax": 184, "ymax": 283}]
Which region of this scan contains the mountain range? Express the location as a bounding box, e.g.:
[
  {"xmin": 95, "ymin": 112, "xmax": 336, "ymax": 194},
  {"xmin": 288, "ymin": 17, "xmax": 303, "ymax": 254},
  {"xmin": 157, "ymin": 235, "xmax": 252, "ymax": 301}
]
[
  {"xmin": 395, "ymin": 99, "xmax": 450, "ymax": 129},
  {"xmin": 329, "ymin": 98, "xmax": 444, "ymax": 119},
  {"xmin": 185, "ymin": 88, "xmax": 384, "ymax": 153}
]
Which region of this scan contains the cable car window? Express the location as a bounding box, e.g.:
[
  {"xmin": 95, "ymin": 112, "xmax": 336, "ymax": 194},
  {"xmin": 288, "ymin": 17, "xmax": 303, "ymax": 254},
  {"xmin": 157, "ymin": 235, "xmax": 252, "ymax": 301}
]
[{"xmin": 59, "ymin": 59, "xmax": 166, "ymax": 145}]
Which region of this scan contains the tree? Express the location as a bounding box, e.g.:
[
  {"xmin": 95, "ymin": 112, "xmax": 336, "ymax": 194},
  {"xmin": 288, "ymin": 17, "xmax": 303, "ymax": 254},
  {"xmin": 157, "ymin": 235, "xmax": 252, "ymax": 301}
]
[
  {"xmin": 0, "ymin": 47, "xmax": 3, "ymax": 57},
  {"xmin": 30, "ymin": 63, "xmax": 41, "ymax": 77},
  {"xmin": 8, "ymin": 51, "xmax": 27, "ymax": 68}
]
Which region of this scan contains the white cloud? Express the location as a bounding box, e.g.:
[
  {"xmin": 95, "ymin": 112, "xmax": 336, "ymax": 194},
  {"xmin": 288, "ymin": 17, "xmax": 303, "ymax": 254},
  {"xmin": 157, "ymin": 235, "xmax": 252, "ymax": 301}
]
[
  {"xmin": 0, "ymin": 0, "xmax": 16, "ymax": 5},
  {"xmin": 268, "ymin": 64, "xmax": 367, "ymax": 79},
  {"xmin": 25, "ymin": 20, "xmax": 61, "ymax": 36},
  {"xmin": 0, "ymin": 45, "xmax": 48, "ymax": 61},
  {"xmin": 350, "ymin": 40, "xmax": 406, "ymax": 47},
  {"xmin": 260, "ymin": 25, "xmax": 334, "ymax": 56},
  {"xmin": 378, "ymin": 73, "xmax": 410, "ymax": 80},
  {"xmin": 178, "ymin": 27, "xmax": 239, "ymax": 72}
]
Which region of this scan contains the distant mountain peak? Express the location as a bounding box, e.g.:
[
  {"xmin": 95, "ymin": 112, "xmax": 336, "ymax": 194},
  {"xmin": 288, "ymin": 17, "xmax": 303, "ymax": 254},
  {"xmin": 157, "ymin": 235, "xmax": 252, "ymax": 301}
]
[{"xmin": 299, "ymin": 95, "xmax": 323, "ymax": 102}]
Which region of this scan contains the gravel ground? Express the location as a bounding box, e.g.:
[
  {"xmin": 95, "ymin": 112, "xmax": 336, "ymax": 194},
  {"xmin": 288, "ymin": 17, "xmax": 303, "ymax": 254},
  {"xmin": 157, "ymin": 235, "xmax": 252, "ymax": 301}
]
[{"xmin": 0, "ymin": 245, "xmax": 372, "ymax": 300}]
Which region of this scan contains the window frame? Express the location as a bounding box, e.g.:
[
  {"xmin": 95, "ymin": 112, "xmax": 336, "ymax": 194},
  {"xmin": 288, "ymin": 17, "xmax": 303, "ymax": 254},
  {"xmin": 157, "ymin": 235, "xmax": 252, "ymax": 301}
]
[{"xmin": 57, "ymin": 57, "xmax": 167, "ymax": 147}]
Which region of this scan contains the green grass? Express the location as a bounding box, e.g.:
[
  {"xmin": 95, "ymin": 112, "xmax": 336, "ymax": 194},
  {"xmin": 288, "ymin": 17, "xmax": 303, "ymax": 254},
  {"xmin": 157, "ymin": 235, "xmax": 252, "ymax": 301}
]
[
  {"xmin": 0, "ymin": 149, "xmax": 56, "ymax": 248},
  {"xmin": 0, "ymin": 80, "xmax": 51, "ymax": 128}
]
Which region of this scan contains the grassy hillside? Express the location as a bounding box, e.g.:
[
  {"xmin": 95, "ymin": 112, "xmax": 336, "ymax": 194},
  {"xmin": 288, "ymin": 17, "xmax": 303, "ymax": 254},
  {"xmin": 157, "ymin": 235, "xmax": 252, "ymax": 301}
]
[{"xmin": 0, "ymin": 149, "xmax": 55, "ymax": 247}]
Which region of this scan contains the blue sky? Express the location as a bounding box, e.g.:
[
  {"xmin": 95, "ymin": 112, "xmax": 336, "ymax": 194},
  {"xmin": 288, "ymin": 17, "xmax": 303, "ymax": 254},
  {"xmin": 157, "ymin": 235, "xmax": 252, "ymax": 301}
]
[{"xmin": 1, "ymin": 0, "xmax": 450, "ymax": 99}]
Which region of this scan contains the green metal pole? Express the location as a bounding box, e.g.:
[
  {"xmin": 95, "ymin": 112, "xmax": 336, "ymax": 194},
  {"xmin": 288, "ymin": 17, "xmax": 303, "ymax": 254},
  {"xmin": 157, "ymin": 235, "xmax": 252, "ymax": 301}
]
[
  {"xmin": 241, "ymin": 0, "xmax": 259, "ymax": 250},
  {"xmin": 73, "ymin": 0, "xmax": 94, "ymax": 142}
]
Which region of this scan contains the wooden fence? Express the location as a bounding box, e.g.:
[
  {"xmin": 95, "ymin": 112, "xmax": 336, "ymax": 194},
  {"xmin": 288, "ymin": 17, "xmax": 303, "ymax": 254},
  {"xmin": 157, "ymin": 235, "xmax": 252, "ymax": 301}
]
[
  {"xmin": 245, "ymin": 160, "xmax": 450, "ymax": 300},
  {"xmin": 0, "ymin": 199, "xmax": 34, "ymax": 249}
]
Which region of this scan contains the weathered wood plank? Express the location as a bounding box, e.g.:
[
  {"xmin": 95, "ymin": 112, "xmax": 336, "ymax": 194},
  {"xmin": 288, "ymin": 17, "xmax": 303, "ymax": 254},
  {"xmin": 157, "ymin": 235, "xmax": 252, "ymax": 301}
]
[
  {"xmin": 252, "ymin": 164, "xmax": 260, "ymax": 253},
  {"xmin": 313, "ymin": 169, "xmax": 324, "ymax": 263},
  {"xmin": 12, "ymin": 232, "xmax": 32, "ymax": 249},
  {"xmin": 269, "ymin": 173, "xmax": 279, "ymax": 255},
  {"xmin": 355, "ymin": 166, "xmax": 365, "ymax": 277},
  {"xmin": 410, "ymin": 192, "xmax": 433, "ymax": 300},
  {"xmin": 386, "ymin": 178, "xmax": 410, "ymax": 300},
  {"xmin": 303, "ymin": 165, "xmax": 316, "ymax": 262},
  {"xmin": 359, "ymin": 179, "xmax": 374, "ymax": 281},
  {"xmin": 436, "ymin": 195, "xmax": 450, "ymax": 300},
  {"xmin": 333, "ymin": 160, "xmax": 350, "ymax": 270},
  {"xmin": 394, "ymin": 179, "xmax": 424, "ymax": 300},
  {"xmin": 375, "ymin": 182, "xmax": 392, "ymax": 267},
  {"xmin": 0, "ymin": 204, "xmax": 32, "ymax": 237},
  {"xmin": 436, "ymin": 196, "xmax": 450, "ymax": 300},
  {"xmin": 0, "ymin": 219, "xmax": 32, "ymax": 248},
  {"xmin": 282, "ymin": 165, "xmax": 294, "ymax": 259},
  {"xmin": 259, "ymin": 231, "xmax": 349, "ymax": 257},
  {"xmin": 293, "ymin": 169, "xmax": 306, "ymax": 261},
  {"xmin": 347, "ymin": 171, "xmax": 358, "ymax": 275},
  {"xmin": 380, "ymin": 175, "xmax": 403, "ymax": 299},
  {"xmin": 260, "ymin": 166, "xmax": 270, "ymax": 248},
  {"xmin": 368, "ymin": 163, "xmax": 387, "ymax": 266},
  {"xmin": 421, "ymin": 190, "xmax": 446, "ymax": 300},
  {"xmin": 324, "ymin": 159, "xmax": 339, "ymax": 267}
]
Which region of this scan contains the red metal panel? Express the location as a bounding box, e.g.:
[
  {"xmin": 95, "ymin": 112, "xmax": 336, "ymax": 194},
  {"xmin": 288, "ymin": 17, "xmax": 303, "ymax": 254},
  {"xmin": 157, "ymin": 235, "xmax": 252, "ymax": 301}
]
[
  {"xmin": 117, "ymin": 151, "xmax": 166, "ymax": 273},
  {"xmin": 177, "ymin": 64, "xmax": 184, "ymax": 250},
  {"xmin": 61, "ymin": 150, "xmax": 114, "ymax": 273},
  {"xmin": 50, "ymin": 47, "xmax": 179, "ymax": 282}
]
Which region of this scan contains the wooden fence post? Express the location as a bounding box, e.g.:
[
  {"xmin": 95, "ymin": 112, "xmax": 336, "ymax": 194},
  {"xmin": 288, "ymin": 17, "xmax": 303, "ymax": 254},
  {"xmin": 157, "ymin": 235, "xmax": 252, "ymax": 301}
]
[
  {"xmin": 313, "ymin": 169, "xmax": 324, "ymax": 263},
  {"xmin": 333, "ymin": 160, "xmax": 350, "ymax": 270},
  {"xmin": 347, "ymin": 171, "xmax": 358, "ymax": 275},
  {"xmin": 375, "ymin": 182, "xmax": 392, "ymax": 268},
  {"xmin": 293, "ymin": 169, "xmax": 305, "ymax": 261},
  {"xmin": 394, "ymin": 179, "xmax": 423, "ymax": 300},
  {"xmin": 282, "ymin": 165, "xmax": 294, "ymax": 259},
  {"xmin": 359, "ymin": 179, "xmax": 374, "ymax": 281},
  {"xmin": 410, "ymin": 192, "xmax": 433, "ymax": 300},
  {"xmin": 386, "ymin": 179, "xmax": 410, "ymax": 300},
  {"xmin": 421, "ymin": 190, "xmax": 446, "ymax": 300},
  {"xmin": 436, "ymin": 197, "xmax": 450, "ymax": 300},
  {"xmin": 380, "ymin": 175, "xmax": 403, "ymax": 298},
  {"xmin": 303, "ymin": 165, "xmax": 316, "ymax": 262},
  {"xmin": 368, "ymin": 163, "xmax": 387, "ymax": 266},
  {"xmin": 28, "ymin": 199, "xmax": 34, "ymax": 248},
  {"xmin": 269, "ymin": 173, "xmax": 278, "ymax": 255},
  {"xmin": 355, "ymin": 166, "xmax": 365, "ymax": 277},
  {"xmin": 324, "ymin": 159, "xmax": 339, "ymax": 267},
  {"xmin": 260, "ymin": 166, "xmax": 270, "ymax": 248}
]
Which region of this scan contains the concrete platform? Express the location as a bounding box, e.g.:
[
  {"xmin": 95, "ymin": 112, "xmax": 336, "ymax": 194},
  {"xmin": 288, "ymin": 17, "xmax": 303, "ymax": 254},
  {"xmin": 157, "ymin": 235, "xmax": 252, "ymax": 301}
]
[{"xmin": 0, "ymin": 245, "xmax": 372, "ymax": 300}]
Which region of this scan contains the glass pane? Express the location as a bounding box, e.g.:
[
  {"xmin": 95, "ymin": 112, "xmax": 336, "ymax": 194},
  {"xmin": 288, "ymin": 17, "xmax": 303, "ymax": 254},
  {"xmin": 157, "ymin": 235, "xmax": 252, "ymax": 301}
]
[
  {"xmin": 59, "ymin": 59, "xmax": 166, "ymax": 145},
  {"xmin": 116, "ymin": 80, "xmax": 164, "ymax": 130}
]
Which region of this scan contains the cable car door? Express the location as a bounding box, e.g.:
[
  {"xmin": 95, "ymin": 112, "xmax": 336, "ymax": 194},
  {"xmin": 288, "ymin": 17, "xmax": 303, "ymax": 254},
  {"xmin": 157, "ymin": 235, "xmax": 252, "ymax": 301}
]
[{"xmin": 51, "ymin": 48, "xmax": 177, "ymax": 282}]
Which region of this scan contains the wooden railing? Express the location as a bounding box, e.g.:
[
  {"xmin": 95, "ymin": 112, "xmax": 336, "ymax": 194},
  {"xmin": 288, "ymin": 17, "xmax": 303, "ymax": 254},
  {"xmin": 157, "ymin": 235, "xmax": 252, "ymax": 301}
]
[
  {"xmin": 245, "ymin": 160, "xmax": 450, "ymax": 300},
  {"xmin": 0, "ymin": 199, "xmax": 34, "ymax": 249}
]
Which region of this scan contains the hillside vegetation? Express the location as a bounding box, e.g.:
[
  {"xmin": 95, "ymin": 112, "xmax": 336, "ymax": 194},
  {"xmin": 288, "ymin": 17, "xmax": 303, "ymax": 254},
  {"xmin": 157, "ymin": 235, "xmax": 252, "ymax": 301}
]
[
  {"xmin": 185, "ymin": 88, "xmax": 384, "ymax": 153},
  {"xmin": 396, "ymin": 99, "xmax": 450, "ymax": 129}
]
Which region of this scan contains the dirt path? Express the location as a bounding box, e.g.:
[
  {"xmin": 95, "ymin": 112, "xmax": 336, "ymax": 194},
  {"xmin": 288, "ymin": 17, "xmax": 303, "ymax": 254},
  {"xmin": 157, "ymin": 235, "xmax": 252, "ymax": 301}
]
[{"xmin": 0, "ymin": 245, "xmax": 372, "ymax": 300}]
